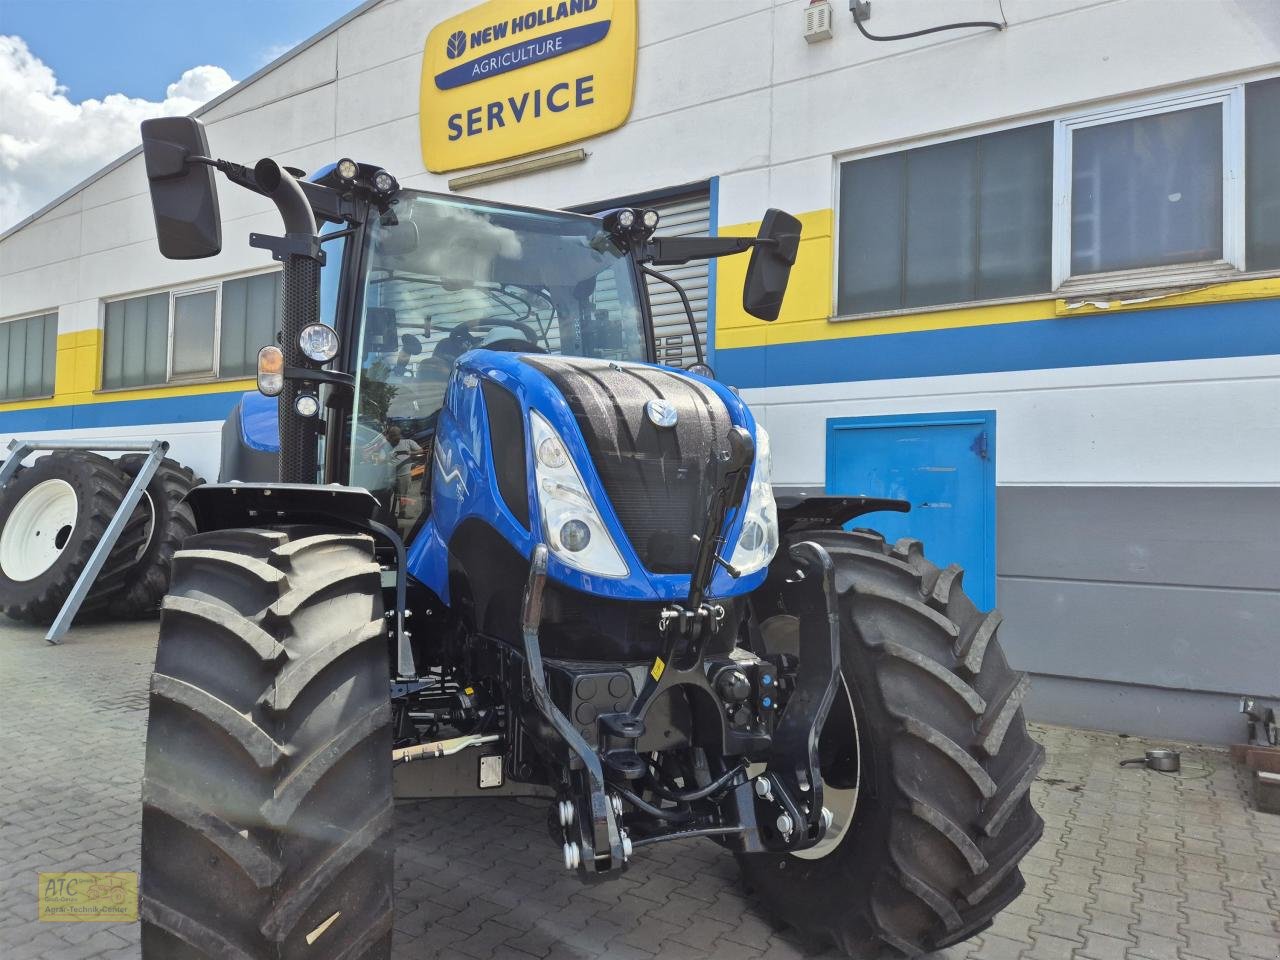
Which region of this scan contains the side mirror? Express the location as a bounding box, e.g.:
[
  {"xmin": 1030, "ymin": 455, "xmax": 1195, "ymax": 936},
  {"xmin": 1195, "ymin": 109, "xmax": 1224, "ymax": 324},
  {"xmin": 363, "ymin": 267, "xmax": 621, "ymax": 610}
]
[
  {"xmin": 743, "ymin": 209, "xmax": 802, "ymax": 322},
  {"xmin": 141, "ymin": 117, "xmax": 222, "ymax": 260}
]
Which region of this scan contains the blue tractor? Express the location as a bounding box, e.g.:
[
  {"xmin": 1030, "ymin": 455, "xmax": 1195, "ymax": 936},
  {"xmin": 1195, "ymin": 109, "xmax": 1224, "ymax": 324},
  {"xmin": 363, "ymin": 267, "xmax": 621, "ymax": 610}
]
[{"xmin": 137, "ymin": 117, "xmax": 1043, "ymax": 960}]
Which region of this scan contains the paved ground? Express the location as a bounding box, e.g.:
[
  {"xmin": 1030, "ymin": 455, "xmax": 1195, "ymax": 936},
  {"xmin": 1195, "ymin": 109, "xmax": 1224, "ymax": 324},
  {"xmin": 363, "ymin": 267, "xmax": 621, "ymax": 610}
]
[{"xmin": 0, "ymin": 619, "xmax": 1276, "ymax": 960}]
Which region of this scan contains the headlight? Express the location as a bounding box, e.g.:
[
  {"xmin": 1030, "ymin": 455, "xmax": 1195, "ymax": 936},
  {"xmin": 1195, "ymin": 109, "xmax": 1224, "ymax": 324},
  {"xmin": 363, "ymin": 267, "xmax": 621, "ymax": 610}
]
[
  {"xmin": 729, "ymin": 424, "xmax": 779, "ymax": 576},
  {"xmin": 530, "ymin": 411, "xmax": 628, "ymax": 578},
  {"xmin": 299, "ymin": 323, "xmax": 339, "ymax": 363}
]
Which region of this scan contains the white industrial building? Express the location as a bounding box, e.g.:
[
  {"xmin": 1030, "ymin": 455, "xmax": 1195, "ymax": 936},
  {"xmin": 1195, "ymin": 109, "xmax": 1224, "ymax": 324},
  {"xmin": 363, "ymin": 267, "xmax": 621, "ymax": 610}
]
[{"xmin": 1, "ymin": 0, "xmax": 1277, "ymax": 744}]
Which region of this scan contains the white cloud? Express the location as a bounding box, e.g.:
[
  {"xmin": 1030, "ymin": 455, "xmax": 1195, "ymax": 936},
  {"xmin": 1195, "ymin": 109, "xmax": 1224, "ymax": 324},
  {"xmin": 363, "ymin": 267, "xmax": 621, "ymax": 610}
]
[{"xmin": 0, "ymin": 35, "xmax": 237, "ymax": 231}]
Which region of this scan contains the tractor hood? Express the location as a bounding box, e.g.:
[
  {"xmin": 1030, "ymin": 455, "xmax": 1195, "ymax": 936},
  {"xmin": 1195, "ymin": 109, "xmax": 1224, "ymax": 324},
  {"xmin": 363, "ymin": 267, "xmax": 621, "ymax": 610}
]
[{"xmin": 419, "ymin": 349, "xmax": 772, "ymax": 603}]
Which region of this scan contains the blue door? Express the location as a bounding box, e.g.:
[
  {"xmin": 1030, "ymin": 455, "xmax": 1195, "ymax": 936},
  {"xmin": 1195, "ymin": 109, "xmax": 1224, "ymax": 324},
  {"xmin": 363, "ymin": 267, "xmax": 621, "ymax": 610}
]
[{"xmin": 826, "ymin": 411, "xmax": 996, "ymax": 610}]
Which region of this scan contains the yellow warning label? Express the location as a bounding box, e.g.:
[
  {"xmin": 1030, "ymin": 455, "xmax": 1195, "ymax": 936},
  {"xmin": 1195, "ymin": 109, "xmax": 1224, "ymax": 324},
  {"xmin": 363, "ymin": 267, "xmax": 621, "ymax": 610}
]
[
  {"xmin": 39, "ymin": 873, "xmax": 137, "ymax": 922},
  {"xmin": 464, "ymin": 686, "xmax": 475, "ymax": 695},
  {"xmin": 650, "ymin": 657, "xmax": 666, "ymax": 681}
]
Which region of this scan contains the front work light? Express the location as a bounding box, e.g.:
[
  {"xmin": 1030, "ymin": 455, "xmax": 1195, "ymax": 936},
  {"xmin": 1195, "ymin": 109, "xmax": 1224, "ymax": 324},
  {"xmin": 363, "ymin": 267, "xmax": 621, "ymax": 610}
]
[
  {"xmin": 336, "ymin": 158, "xmax": 358, "ymax": 182},
  {"xmin": 257, "ymin": 345, "xmax": 284, "ymax": 397},
  {"xmin": 294, "ymin": 393, "xmax": 320, "ymax": 417},
  {"xmin": 299, "ymin": 323, "xmax": 339, "ymax": 363},
  {"xmin": 373, "ymin": 170, "xmax": 397, "ymax": 194}
]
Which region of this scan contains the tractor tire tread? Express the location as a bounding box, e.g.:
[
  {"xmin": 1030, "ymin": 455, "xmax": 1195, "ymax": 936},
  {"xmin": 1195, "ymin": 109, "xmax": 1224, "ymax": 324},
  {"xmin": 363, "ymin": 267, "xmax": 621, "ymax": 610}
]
[{"xmin": 141, "ymin": 526, "xmax": 392, "ymax": 960}]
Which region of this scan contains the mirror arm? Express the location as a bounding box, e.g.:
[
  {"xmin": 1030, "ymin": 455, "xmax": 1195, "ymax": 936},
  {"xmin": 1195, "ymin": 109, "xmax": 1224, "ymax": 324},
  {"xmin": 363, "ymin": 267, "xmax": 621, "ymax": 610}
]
[{"xmin": 641, "ymin": 235, "xmax": 777, "ymax": 266}]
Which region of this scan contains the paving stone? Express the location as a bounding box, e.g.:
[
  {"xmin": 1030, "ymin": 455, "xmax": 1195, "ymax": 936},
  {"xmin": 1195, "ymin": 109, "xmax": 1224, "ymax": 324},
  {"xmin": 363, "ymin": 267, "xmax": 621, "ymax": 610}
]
[
  {"xmin": 1080, "ymin": 930, "xmax": 1140, "ymax": 960},
  {"xmin": 4, "ymin": 622, "xmax": 1280, "ymax": 960}
]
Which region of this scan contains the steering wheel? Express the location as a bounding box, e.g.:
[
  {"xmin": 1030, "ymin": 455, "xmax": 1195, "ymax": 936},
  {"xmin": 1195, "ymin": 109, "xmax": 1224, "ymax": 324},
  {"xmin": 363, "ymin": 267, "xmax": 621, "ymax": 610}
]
[
  {"xmin": 444, "ymin": 318, "xmax": 545, "ymax": 356},
  {"xmin": 482, "ymin": 338, "xmax": 548, "ymax": 354}
]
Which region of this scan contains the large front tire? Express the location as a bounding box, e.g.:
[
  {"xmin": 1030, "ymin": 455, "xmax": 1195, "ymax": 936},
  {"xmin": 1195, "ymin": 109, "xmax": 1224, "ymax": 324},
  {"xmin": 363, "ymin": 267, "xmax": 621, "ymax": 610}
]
[
  {"xmin": 140, "ymin": 526, "xmax": 394, "ymax": 960},
  {"xmin": 740, "ymin": 529, "xmax": 1045, "ymax": 958}
]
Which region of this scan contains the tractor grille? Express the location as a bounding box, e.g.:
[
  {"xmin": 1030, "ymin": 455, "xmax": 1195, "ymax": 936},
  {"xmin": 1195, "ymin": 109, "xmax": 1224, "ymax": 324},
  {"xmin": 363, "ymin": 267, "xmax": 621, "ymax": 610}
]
[{"xmin": 523, "ymin": 357, "xmax": 732, "ymax": 574}]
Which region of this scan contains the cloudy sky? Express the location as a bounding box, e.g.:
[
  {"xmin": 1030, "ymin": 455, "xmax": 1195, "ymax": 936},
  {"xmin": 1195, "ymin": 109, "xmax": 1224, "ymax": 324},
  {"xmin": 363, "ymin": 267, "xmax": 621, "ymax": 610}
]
[{"xmin": 0, "ymin": 0, "xmax": 363, "ymax": 232}]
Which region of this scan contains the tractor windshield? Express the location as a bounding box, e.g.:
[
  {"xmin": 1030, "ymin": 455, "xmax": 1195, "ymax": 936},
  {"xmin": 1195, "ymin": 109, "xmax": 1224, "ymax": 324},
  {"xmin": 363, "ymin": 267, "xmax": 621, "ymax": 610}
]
[{"xmin": 349, "ymin": 191, "xmax": 647, "ymax": 530}]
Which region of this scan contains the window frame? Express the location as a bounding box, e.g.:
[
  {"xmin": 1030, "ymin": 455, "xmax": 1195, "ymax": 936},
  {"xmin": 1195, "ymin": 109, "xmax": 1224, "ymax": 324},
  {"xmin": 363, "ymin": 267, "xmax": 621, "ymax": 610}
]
[
  {"xmin": 99, "ymin": 268, "xmax": 280, "ymax": 392},
  {"xmin": 832, "ymin": 75, "xmax": 1275, "ymax": 321},
  {"xmin": 0, "ymin": 310, "xmax": 58, "ymax": 403},
  {"xmin": 1051, "ymin": 84, "xmax": 1245, "ymax": 294},
  {"xmin": 167, "ymin": 284, "xmax": 221, "ymax": 382}
]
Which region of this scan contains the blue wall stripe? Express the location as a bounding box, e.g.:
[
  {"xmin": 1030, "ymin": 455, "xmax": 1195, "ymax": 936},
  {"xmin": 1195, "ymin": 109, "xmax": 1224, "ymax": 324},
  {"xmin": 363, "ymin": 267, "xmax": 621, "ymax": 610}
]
[
  {"xmin": 0, "ymin": 390, "xmax": 245, "ymax": 434},
  {"xmin": 718, "ymin": 297, "xmax": 1280, "ymax": 389}
]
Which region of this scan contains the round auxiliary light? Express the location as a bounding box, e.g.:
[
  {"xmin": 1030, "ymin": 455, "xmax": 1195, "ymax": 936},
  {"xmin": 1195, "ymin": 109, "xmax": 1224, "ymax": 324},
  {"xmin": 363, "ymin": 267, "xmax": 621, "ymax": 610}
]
[
  {"xmin": 336, "ymin": 158, "xmax": 358, "ymax": 182},
  {"xmin": 299, "ymin": 323, "xmax": 339, "ymax": 363},
  {"xmin": 373, "ymin": 170, "xmax": 397, "ymax": 194},
  {"xmin": 537, "ymin": 436, "xmax": 568, "ymax": 469},
  {"xmin": 294, "ymin": 393, "xmax": 320, "ymax": 418},
  {"xmin": 616, "ymin": 209, "xmax": 635, "ymax": 229},
  {"xmin": 641, "ymin": 209, "xmax": 659, "ymax": 230},
  {"xmin": 560, "ymin": 519, "xmax": 591, "ymax": 553}
]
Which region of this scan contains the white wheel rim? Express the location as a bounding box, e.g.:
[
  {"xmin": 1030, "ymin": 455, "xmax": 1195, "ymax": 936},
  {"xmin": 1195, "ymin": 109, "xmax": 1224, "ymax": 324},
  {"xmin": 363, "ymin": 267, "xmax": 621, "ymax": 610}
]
[{"xmin": 1, "ymin": 479, "xmax": 79, "ymax": 582}]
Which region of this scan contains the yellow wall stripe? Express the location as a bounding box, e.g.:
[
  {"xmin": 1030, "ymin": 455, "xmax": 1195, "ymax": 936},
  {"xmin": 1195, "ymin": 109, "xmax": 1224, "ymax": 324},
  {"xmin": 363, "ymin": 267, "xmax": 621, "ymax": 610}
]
[
  {"xmin": 1, "ymin": 330, "xmax": 254, "ymax": 415},
  {"xmin": 715, "ymin": 209, "xmax": 1280, "ymax": 351}
]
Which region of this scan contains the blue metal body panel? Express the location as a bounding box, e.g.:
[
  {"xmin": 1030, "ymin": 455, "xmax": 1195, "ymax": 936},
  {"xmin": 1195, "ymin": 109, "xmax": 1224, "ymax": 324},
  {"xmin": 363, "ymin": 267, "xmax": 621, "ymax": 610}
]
[
  {"xmin": 239, "ymin": 390, "xmax": 281, "ymax": 453},
  {"xmin": 405, "ymin": 349, "xmax": 769, "ymax": 605},
  {"xmin": 826, "ymin": 410, "xmax": 997, "ymax": 609}
]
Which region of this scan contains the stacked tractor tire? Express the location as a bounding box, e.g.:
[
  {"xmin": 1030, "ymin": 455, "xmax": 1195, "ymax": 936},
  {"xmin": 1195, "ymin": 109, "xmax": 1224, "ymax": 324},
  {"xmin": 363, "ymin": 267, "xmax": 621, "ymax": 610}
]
[{"xmin": 0, "ymin": 451, "xmax": 202, "ymax": 625}]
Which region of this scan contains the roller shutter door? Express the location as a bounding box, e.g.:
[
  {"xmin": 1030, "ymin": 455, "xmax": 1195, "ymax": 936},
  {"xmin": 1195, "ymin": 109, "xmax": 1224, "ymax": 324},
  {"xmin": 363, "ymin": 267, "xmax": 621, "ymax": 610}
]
[{"xmin": 644, "ymin": 192, "xmax": 711, "ymax": 369}]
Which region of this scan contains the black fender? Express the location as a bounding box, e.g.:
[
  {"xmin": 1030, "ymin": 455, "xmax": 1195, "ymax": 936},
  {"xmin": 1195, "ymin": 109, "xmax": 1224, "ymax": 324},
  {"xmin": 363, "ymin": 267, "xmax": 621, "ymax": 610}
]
[
  {"xmin": 775, "ymin": 494, "xmax": 910, "ymax": 535},
  {"xmin": 185, "ymin": 481, "xmax": 381, "ymax": 532}
]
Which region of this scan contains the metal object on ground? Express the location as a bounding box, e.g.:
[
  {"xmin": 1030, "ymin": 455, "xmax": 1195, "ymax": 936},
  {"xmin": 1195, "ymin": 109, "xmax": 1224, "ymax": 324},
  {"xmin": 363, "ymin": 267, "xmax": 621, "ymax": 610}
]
[
  {"xmin": 0, "ymin": 439, "xmax": 169, "ymax": 645},
  {"xmin": 1119, "ymin": 748, "xmax": 1181, "ymax": 772}
]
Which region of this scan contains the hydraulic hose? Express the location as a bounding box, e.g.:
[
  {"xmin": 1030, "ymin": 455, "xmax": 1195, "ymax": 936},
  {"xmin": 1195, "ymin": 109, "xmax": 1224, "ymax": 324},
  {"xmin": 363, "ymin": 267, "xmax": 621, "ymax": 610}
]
[
  {"xmin": 615, "ymin": 785, "xmax": 693, "ymax": 823},
  {"xmin": 649, "ymin": 762, "xmax": 747, "ymax": 803}
]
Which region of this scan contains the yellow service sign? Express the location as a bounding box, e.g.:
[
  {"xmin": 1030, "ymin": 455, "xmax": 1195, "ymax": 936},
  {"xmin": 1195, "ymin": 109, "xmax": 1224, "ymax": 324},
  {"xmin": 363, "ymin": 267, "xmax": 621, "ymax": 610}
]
[
  {"xmin": 420, "ymin": 0, "xmax": 638, "ymax": 173},
  {"xmin": 38, "ymin": 872, "xmax": 138, "ymax": 922}
]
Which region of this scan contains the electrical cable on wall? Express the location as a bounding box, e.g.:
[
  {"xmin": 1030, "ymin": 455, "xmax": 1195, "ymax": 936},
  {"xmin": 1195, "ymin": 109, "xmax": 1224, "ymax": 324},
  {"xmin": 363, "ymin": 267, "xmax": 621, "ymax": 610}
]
[{"xmin": 850, "ymin": 0, "xmax": 1005, "ymax": 41}]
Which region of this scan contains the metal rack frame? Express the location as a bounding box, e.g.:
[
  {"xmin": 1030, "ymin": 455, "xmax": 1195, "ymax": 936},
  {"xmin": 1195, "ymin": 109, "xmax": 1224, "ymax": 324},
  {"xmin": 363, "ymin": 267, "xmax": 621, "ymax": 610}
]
[{"xmin": 0, "ymin": 439, "xmax": 169, "ymax": 644}]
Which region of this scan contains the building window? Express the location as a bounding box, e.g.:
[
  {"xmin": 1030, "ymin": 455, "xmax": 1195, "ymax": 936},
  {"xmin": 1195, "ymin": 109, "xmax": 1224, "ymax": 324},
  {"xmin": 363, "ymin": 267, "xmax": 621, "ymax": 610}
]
[
  {"xmin": 103, "ymin": 293, "xmax": 169, "ymax": 389},
  {"xmin": 171, "ymin": 288, "xmax": 218, "ymax": 379},
  {"xmin": 102, "ymin": 272, "xmax": 280, "ymax": 389},
  {"xmin": 1246, "ymin": 77, "xmax": 1280, "ymax": 270},
  {"xmin": 837, "ymin": 79, "xmax": 1280, "ymax": 316},
  {"xmin": 1053, "ymin": 87, "xmax": 1242, "ymax": 289},
  {"xmin": 0, "ymin": 312, "xmax": 57, "ymax": 401},
  {"xmin": 220, "ymin": 272, "xmax": 282, "ymax": 378},
  {"xmin": 837, "ymin": 124, "xmax": 1053, "ymax": 315}
]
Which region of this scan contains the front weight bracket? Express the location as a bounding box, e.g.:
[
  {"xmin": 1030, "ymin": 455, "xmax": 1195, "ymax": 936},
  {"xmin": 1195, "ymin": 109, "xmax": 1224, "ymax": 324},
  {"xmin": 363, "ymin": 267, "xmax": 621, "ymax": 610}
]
[{"xmin": 753, "ymin": 540, "xmax": 841, "ymax": 851}]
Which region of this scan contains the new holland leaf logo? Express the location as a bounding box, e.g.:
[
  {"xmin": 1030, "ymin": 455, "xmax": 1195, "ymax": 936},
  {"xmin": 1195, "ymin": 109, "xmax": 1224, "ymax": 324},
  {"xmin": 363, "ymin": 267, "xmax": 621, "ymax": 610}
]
[{"xmin": 447, "ymin": 30, "xmax": 468, "ymax": 59}]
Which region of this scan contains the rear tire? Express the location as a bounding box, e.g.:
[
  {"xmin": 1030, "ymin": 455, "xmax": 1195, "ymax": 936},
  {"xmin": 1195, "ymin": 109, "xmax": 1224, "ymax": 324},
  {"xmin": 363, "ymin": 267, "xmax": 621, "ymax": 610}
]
[
  {"xmin": 140, "ymin": 526, "xmax": 394, "ymax": 960},
  {"xmin": 0, "ymin": 452, "xmax": 148, "ymax": 624},
  {"xmin": 107, "ymin": 455, "xmax": 201, "ymax": 619},
  {"xmin": 739, "ymin": 529, "xmax": 1044, "ymax": 958}
]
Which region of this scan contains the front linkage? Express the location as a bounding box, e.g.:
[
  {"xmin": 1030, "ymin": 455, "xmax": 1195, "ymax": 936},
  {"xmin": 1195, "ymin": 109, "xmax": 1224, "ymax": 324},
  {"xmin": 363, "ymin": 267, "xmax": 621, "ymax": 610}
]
[{"xmin": 512, "ymin": 427, "xmax": 844, "ymax": 874}]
